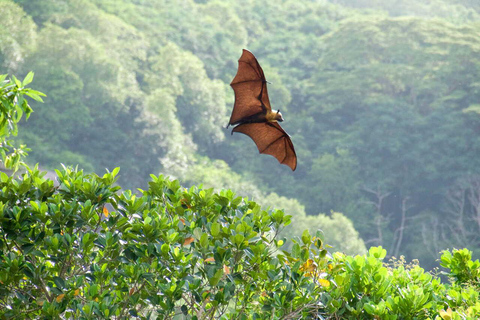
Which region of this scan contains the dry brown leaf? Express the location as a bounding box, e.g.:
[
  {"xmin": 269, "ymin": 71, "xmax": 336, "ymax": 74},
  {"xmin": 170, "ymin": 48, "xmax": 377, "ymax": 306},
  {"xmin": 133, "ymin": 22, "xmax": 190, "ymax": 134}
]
[{"xmin": 183, "ymin": 237, "xmax": 194, "ymax": 246}]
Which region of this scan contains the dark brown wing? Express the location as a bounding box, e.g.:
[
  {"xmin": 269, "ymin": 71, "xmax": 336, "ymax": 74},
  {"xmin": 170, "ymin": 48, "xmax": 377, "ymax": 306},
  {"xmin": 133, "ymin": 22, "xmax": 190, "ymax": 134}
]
[
  {"xmin": 229, "ymin": 49, "xmax": 272, "ymax": 126},
  {"xmin": 232, "ymin": 122, "xmax": 297, "ymax": 171}
]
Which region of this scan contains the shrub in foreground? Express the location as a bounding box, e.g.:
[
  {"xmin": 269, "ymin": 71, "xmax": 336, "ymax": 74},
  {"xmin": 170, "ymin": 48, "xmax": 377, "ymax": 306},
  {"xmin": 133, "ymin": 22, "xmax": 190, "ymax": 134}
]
[
  {"xmin": 322, "ymin": 247, "xmax": 480, "ymax": 319},
  {"xmin": 0, "ymin": 165, "xmax": 330, "ymax": 318}
]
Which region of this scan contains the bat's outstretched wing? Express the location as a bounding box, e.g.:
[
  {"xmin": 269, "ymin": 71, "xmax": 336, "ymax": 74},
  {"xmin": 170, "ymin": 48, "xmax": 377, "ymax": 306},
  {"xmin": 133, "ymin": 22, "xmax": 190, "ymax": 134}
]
[
  {"xmin": 229, "ymin": 49, "xmax": 271, "ymax": 126},
  {"xmin": 232, "ymin": 122, "xmax": 297, "ymax": 171}
]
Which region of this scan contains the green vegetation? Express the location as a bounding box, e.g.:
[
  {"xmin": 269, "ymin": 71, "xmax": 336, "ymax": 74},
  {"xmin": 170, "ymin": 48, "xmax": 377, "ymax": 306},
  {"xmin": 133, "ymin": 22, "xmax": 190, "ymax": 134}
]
[
  {"xmin": 0, "ymin": 71, "xmax": 44, "ymax": 171},
  {"xmin": 0, "ymin": 75, "xmax": 479, "ymax": 319},
  {"xmin": 1, "ymin": 0, "xmax": 480, "ymax": 282}
]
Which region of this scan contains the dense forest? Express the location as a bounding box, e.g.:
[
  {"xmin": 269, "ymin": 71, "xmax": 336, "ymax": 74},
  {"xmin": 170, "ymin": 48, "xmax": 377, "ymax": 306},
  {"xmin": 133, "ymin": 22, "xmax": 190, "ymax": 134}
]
[{"xmin": 2, "ymin": 0, "xmax": 480, "ymax": 269}]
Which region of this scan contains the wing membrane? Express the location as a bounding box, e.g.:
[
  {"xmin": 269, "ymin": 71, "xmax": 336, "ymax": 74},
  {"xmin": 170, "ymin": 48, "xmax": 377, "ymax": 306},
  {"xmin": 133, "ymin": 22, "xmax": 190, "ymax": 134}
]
[
  {"xmin": 232, "ymin": 122, "xmax": 297, "ymax": 171},
  {"xmin": 229, "ymin": 49, "xmax": 272, "ymax": 125}
]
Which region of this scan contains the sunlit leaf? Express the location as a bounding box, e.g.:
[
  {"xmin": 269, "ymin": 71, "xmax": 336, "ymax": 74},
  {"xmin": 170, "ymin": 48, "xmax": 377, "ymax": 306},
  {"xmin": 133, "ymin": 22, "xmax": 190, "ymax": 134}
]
[
  {"xmin": 439, "ymin": 308, "xmax": 453, "ymax": 320},
  {"xmin": 24, "ymin": 90, "xmax": 44, "ymax": 102},
  {"xmin": 318, "ymin": 279, "xmax": 330, "ymax": 288},
  {"xmin": 22, "ymin": 72, "xmax": 34, "ymax": 86}
]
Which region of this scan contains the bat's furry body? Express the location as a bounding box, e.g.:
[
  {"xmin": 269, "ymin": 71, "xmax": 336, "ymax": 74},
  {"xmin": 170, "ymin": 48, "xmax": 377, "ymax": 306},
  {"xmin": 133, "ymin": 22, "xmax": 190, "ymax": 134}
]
[{"xmin": 228, "ymin": 49, "xmax": 297, "ymax": 171}]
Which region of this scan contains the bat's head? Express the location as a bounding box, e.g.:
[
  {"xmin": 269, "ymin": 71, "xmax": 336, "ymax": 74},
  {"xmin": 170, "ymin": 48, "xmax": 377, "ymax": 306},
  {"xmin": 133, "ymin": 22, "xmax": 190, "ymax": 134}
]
[{"xmin": 274, "ymin": 109, "xmax": 284, "ymax": 122}]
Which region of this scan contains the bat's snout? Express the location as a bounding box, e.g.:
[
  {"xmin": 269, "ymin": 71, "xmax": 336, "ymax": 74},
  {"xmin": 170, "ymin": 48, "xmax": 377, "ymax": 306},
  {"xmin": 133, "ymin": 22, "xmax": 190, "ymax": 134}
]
[{"xmin": 273, "ymin": 109, "xmax": 284, "ymax": 122}]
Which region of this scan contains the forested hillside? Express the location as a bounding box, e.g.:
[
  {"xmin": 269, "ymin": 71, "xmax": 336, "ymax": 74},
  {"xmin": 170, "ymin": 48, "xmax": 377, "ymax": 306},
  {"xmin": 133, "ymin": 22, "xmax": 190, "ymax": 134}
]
[{"xmin": 2, "ymin": 0, "xmax": 480, "ymax": 268}]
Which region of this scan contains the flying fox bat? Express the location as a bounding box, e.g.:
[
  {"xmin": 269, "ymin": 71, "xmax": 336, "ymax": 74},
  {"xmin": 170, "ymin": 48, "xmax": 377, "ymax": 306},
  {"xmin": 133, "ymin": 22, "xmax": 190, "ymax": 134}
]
[{"xmin": 228, "ymin": 49, "xmax": 297, "ymax": 171}]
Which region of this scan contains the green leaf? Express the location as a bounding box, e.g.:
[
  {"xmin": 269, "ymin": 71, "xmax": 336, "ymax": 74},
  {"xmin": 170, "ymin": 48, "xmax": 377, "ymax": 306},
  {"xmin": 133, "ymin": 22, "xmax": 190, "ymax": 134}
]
[
  {"xmin": 211, "ymin": 222, "xmax": 220, "ymax": 237},
  {"xmin": 209, "ymin": 268, "xmax": 223, "ymax": 286},
  {"xmin": 292, "ymin": 243, "xmax": 301, "ymax": 258},
  {"xmin": 82, "ymin": 233, "xmax": 90, "ymax": 247},
  {"xmin": 364, "ymin": 303, "xmax": 375, "ymax": 315},
  {"xmin": 22, "ymin": 72, "xmax": 34, "ymax": 86},
  {"xmin": 53, "ymin": 276, "xmax": 66, "ymax": 289},
  {"xmin": 24, "ymin": 90, "xmax": 45, "ymax": 102},
  {"xmin": 14, "ymin": 104, "xmax": 23, "ymax": 123},
  {"xmin": 112, "ymin": 167, "xmax": 120, "ymax": 177},
  {"xmin": 90, "ymin": 284, "xmax": 99, "ymax": 296},
  {"xmin": 369, "ymin": 246, "xmax": 387, "ymax": 259},
  {"xmin": 12, "ymin": 75, "xmax": 21, "ymax": 88},
  {"xmin": 161, "ymin": 243, "xmax": 170, "ymax": 254},
  {"xmin": 231, "ymin": 197, "xmax": 242, "ymax": 207},
  {"xmin": 301, "ymin": 229, "xmax": 311, "ymax": 245},
  {"xmin": 193, "ymin": 227, "xmax": 202, "ymax": 240},
  {"xmin": 200, "ymin": 233, "xmax": 209, "ymax": 248},
  {"xmin": 0, "ymin": 171, "xmax": 9, "ymax": 182},
  {"xmin": 234, "ymin": 234, "xmax": 245, "ymax": 245}
]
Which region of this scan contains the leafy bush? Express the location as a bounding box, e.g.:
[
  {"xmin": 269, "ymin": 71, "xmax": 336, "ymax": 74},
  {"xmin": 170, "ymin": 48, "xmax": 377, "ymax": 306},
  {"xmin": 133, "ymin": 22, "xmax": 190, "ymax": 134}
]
[
  {"xmin": 0, "ymin": 163, "xmax": 327, "ymax": 318},
  {"xmin": 0, "ymin": 72, "xmax": 44, "ymax": 171},
  {"xmin": 320, "ymin": 247, "xmax": 480, "ymax": 319}
]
